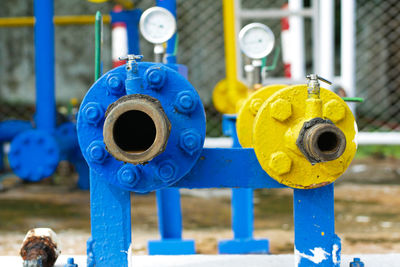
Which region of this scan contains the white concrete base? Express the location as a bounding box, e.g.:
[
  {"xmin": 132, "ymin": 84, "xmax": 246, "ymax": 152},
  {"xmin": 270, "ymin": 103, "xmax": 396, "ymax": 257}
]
[{"xmin": 1, "ymin": 254, "xmax": 400, "ymax": 267}]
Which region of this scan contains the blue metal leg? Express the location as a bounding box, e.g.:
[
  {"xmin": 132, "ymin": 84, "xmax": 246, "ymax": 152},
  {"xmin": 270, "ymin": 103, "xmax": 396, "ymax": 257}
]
[
  {"xmin": 218, "ymin": 187, "xmax": 269, "ymax": 254},
  {"xmin": 72, "ymin": 156, "xmax": 90, "ymax": 190},
  {"xmin": 218, "ymin": 114, "xmax": 269, "ymax": 254},
  {"xmin": 87, "ymin": 169, "xmax": 132, "ymax": 267},
  {"xmin": 294, "ymin": 184, "xmax": 341, "ymax": 266},
  {"xmin": 148, "ymin": 188, "xmax": 195, "ymax": 255}
]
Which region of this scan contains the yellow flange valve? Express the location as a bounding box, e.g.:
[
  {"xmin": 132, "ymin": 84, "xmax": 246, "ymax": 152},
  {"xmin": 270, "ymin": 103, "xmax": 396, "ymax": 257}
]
[
  {"xmin": 252, "ymin": 75, "xmax": 357, "ymax": 189},
  {"xmin": 236, "ymin": 84, "xmax": 287, "ymax": 148},
  {"xmin": 212, "ymin": 79, "xmax": 248, "ymax": 114}
]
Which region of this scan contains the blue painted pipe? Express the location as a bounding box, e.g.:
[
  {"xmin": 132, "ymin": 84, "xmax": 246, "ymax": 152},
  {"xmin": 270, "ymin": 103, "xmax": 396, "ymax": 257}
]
[
  {"xmin": 0, "ymin": 120, "xmax": 32, "ymax": 172},
  {"xmin": 0, "ymin": 120, "xmax": 32, "ymax": 142},
  {"xmin": 34, "ymin": 0, "xmax": 56, "ymax": 132},
  {"xmin": 155, "ymin": 188, "xmax": 182, "ymax": 239},
  {"xmin": 157, "ymin": 0, "xmax": 177, "ymax": 64}
]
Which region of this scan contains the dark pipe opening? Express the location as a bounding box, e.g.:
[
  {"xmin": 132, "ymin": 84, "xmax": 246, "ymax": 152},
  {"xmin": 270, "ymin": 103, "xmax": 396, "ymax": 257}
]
[
  {"xmin": 113, "ymin": 110, "xmax": 156, "ymax": 153},
  {"xmin": 317, "ymin": 131, "xmax": 339, "ymax": 153}
]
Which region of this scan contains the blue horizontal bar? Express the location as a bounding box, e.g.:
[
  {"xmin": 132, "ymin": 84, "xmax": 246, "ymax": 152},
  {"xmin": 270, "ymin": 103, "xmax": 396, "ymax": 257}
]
[{"xmin": 173, "ymin": 148, "xmax": 286, "ymax": 189}]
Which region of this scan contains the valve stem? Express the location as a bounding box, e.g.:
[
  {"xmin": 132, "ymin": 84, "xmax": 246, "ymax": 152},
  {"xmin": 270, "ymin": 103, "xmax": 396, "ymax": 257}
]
[
  {"xmin": 306, "ymin": 74, "xmax": 332, "ymax": 99},
  {"xmin": 119, "ymin": 54, "xmax": 143, "ymax": 73}
]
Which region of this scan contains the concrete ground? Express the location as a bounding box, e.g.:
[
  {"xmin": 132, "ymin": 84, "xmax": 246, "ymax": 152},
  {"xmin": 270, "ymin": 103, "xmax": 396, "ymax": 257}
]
[{"xmin": 1, "ymin": 254, "xmax": 400, "ymax": 267}]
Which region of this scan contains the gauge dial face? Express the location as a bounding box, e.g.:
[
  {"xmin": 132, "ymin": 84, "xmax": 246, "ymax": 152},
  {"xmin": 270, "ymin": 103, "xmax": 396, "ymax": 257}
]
[
  {"xmin": 140, "ymin": 7, "xmax": 177, "ymax": 44},
  {"xmin": 238, "ymin": 23, "xmax": 275, "ymax": 59}
]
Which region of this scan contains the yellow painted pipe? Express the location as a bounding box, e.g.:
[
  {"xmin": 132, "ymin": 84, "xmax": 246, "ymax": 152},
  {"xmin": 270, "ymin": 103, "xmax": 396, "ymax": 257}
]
[
  {"xmin": 0, "ymin": 15, "xmax": 111, "ymax": 27},
  {"xmin": 222, "ymin": 0, "xmax": 238, "ymax": 100}
]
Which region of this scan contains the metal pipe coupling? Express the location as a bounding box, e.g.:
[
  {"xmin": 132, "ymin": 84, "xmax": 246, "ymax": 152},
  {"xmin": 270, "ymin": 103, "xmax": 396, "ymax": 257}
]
[
  {"xmin": 296, "ymin": 118, "xmax": 346, "ymax": 164},
  {"xmin": 103, "ymin": 94, "xmax": 171, "ymax": 164}
]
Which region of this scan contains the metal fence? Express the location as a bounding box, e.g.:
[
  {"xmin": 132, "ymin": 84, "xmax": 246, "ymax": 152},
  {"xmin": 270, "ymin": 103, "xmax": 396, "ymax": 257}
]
[{"xmin": 0, "ymin": 0, "xmax": 399, "ymax": 137}]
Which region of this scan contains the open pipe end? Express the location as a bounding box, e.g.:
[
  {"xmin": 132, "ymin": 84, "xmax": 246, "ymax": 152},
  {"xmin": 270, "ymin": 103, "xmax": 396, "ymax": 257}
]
[
  {"xmin": 103, "ymin": 94, "xmax": 170, "ymax": 164},
  {"xmin": 297, "ymin": 118, "xmax": 346, "ymax": 164}
]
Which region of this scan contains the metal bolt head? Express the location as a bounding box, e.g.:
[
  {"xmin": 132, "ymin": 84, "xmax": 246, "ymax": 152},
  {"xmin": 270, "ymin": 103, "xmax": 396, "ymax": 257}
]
[
  {"xmin": 106, "ymin": 74, "xmax": 124, "ymax": 96},
  {"xmin": 82, "ymin": 102, "xmax": 104, "ymax": 125},
  {"xmin": 117, "ymin": 164, "xmax": 139, "ymax": 187},
  {"xmin": 249, "ymin": 98, "xmax": 263, "ymax": 116},
  {"xmin": 323, "ymin": 99, "xmax": 346, "ymax": 123},
  {"xmin": 86, "ymin": 141, "xmax": 108, "ymax": 164},
  {"xmin": 158, "ymin": 161, "xmax": 177, "ymax": 182},
  {"xmin": 269, "ymin": 151, "xmax": 292, "ymax": 175},
  {"xmin": 179, "ymin": 129, "xmax": 202, "ymax": 155},
  {"xmin": 175, "ymin": 90, "xmax": 198, "ymax": 114},
  {"xmin": 270, "ymin": 99, "xmax": 292, "ymax": 122},
  {"xmin": 145, "ymin": 66, "xmax": 166, "ymax": 90}
]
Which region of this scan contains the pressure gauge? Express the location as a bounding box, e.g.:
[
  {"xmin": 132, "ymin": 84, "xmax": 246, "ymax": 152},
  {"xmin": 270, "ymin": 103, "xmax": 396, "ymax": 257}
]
[
  {"xmin": 139, "ymin": 7, "xmax": 177, "ymax": 44},
  {"xmin": 238, "ymin": 23, "xmax": 275, "ymax": 59}
]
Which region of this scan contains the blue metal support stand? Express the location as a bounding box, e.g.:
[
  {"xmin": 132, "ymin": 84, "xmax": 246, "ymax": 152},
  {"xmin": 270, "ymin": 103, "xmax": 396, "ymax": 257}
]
[
  {"xmin": 147, "ymin": 0, "xmax": 195, "ymax": 255},
  {"xmin": 87, "ymin": 169, "xmax": 132, "ymax": 267},
  {"xmin": 218, "ymin": 115, "xmax": 269, "ymax": 254},
  {"xmin": 294, "ymin": 183, "xmax": 341, "ymax": 266},
  {"xmin": 77, "ymin": 60, "xmax": 343, "ymax": 266}
]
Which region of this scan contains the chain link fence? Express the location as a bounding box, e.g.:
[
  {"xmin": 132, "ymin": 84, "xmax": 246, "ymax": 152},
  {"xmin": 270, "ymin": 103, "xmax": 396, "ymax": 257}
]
[
  {"xmin": 0, "ymin": 0, "xmax": 398, "ymax": 137},
  {"xmin": 355, "ymin": 0, "xmax": 400, "ymax": 131}
]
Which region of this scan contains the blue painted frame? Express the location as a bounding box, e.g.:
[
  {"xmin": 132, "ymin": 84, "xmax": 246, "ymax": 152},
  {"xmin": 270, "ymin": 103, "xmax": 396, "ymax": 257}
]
[{"xmin": 77, "ymin": 60, "xmax": 341, "ymax": 266}]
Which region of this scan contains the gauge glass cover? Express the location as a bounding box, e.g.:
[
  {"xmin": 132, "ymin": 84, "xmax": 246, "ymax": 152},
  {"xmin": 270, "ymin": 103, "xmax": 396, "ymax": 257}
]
[
  {"xmin": 140, "ymin": 7, "xmax": 177, "ymax": 44},
  {"xmin": 239, "ymin": 23, "xmax": 275, "ymax": 59}
]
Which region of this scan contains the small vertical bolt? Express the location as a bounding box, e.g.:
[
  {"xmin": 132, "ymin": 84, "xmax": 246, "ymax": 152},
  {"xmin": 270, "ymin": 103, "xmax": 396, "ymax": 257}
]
[
  {"xmin": 64, "ymin": 257, "xmax": 78, "ymax": 267},
  {"xmin": 82, "ymin": 102, "xmax": 104, "ymax": 126},
  {"xmin": 350, "ymin": 257, "xmax": 364, "ymax": 267},
  {"xmin": 145, "ymin": 66, "xmax": 166, "ymax": 90},
  {"xmin": 86, "ymin": 141, "xmax": 108, "ymax": 164},
  {"xmin": 117, "ymin": 164, "xmax": 139, "ymax": 187},
  {"xmin": 175, "ymin": 90, "xmax": 198, "ymax": 114},
  {"xmin": 179, "ymin": 129, "xmax": 202, "ymax": 155},
  {"xmin": 158, "ymin": 161, "xmax": 177, "ymax": 182}
]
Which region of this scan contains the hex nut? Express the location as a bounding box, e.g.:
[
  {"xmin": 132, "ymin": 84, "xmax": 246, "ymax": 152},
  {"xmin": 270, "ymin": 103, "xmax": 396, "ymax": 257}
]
[
  {"xmin": 82, "ymin": 102, "xmax": 104, "ymax": 126},
  {"xmin": 106, "ymin": 74, "xmax": 124, "ymax": 95},
  {"xmin": 179, "ymin": 129, "xmax": 202, "ymax": 155},
  {"xmin": 249, "ymin": 98, "xmax": 263, "ymax": 116},
  {"xmin": 269, "ymin": 151, "xmax": 292, "ymax": 175},
  {"xmin": 175, "ymin": 90, "xmax": 198, "ymax": 114},
  {"xmin": 86, "ymin": 141, "xmax": 108, "ymax": 164},
  {"xmin": 270, "ymin": 99, "xmax": 292, "ymax": 122},
  {"xmin": 117, "ymin": 165, "xmax": 139, "ymax": 187},
  {"xmin": 145, "ymin": 66, "xmax": 166, "ymax": 90},
  {"xmin": 157, "ymin": 161, "xmax": 177, "ymax": 182},
  {"xmin": 323, "ymin": 99, "xmax": 346, "ymax": 123}
]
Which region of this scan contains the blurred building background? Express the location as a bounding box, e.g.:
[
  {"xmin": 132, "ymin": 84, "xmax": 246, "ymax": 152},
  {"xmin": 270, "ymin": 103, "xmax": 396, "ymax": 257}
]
[{"xmin": 0, "ymin": 0, "xmax": 399, "ymax": 136}]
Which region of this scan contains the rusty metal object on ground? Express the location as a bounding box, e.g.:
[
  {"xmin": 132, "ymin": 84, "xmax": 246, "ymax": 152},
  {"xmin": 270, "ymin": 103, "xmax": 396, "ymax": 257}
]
[
  {"xmin": 20, "ymin": 228, "xmax": 60, "ymax": 267},
  {"xmin": 103, "ymin": 94, "xmax": 171, "ymax": 164}
]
